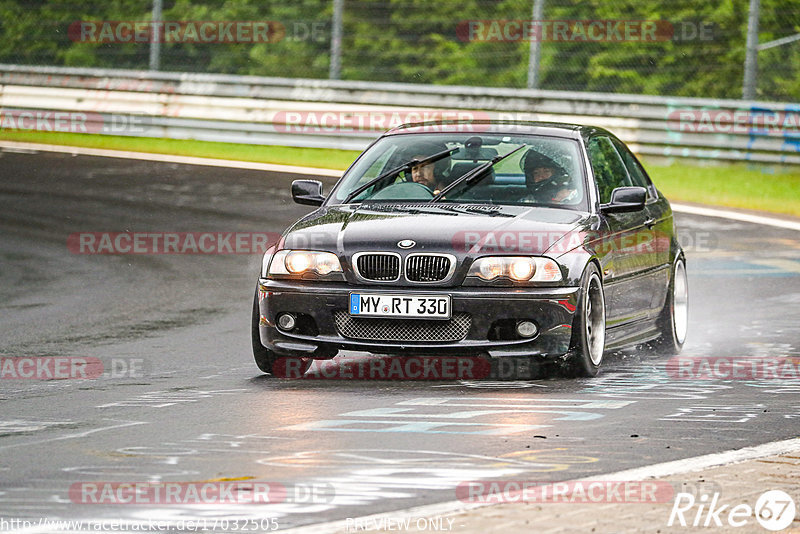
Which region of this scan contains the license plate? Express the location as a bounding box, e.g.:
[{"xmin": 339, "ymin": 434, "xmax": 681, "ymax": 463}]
[{"xmin": 349, "ymin": 293, "xmax": 451, "ymax": 319}]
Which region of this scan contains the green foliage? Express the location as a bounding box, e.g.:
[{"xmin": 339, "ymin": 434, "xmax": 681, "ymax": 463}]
[
  {"xmin": 0, "ymin": 0, "xmax": 797, "ymax": 100},
  {"xmin": 646, "ymin": 158, "xmax": 800, "ymax": 216}
]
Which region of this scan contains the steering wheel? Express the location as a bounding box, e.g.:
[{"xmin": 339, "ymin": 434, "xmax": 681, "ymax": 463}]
[{"xmin": 556, "ymin": 189, "xmax": 579, "ymax": 204}]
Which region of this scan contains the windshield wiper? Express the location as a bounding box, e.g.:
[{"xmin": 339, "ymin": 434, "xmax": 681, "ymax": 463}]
[
  {"xmin": 342, "ymin": 147, "xmax": 459, "ymax": 204},
  {"xmin": 429, "ymin": 145, "xmax": 526, "ymax": 203}
]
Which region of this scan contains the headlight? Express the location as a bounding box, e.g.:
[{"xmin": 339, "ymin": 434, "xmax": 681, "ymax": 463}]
[
  {"xmin": 268, "ymin": 250, "xmax": 343, "ymax": 277},
  {"xmin": 286, "ymin": 251, "xmax": 313, "ymax": 273},
  {"xmin": 468, "ymin": 256, "xmax": 563, "ymax": 282},
  {"xmin": 510, "ymin": 258, "xmax": 535, "ymax": 280}
]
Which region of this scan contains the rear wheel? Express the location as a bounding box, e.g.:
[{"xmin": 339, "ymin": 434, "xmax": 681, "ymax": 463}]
[
  {"xmin": 651, "ymin": 257, "xmax": 688, "ymax": 355},
  {"xmin": 564, "ymin": 264, "xmax": 606, "ymax": 377}
]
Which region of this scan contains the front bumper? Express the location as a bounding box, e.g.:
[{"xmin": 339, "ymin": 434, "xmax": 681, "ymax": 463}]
[{"xmin": 257, "ymin": 279, "xmax": 579, "ymax": 358}]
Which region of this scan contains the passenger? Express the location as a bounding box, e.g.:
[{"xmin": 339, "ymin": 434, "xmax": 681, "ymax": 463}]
[{"xmin": 523, "ymin": 151, "xmax": 576, "ymax": 203}]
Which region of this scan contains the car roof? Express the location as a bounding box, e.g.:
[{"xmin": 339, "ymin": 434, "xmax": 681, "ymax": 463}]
[{"xmin": 384, "ymin": 120, "xmax": 601, "ymax": 140}]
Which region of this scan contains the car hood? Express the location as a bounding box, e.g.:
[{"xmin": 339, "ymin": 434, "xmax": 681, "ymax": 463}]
[{"xmin": 282, "ymin": 203, "xmax": 589, "ymax": 257}]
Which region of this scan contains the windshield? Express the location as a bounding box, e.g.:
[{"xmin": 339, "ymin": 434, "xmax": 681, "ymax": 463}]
[{"xmin": 329, "ymin": 133, "xmax": 587, "ymax": 210}]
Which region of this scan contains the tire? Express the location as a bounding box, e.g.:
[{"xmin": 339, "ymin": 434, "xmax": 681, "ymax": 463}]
[
  {"xmin": 251, "ymin": 287, "xmax": 313, "ymax": 377},
  {"xmin": 252, "ymin": 287, "xmax": 279, "ymax": 374},
  {"xmin": 651, "ymin": 256, "xmax": 688, "ymax": 355},
  {"xmin": 564, "ymin": 263, "xmax": 606, "ymax": 377}
]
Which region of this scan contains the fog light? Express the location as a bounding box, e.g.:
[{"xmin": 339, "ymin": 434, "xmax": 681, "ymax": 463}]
[
  {"xmin": 277, "ymin": 313, "xmax": 297, "ymax": 331},
  {"xmin": 516, "ymin": 320, "xmax": 538, "ymax": 338}
]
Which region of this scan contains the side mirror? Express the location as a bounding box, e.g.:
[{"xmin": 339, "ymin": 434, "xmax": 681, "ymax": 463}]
[
  {"xmin": 600, "ymin": 186, "xmax": 647, "ymax": 213},
  {"xmin": 291, "ymin": 180, "xmax": 325, "ymax": 206}
]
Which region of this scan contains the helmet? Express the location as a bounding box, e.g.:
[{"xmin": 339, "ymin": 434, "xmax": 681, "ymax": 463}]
[
  {"xmin": 521, "ymin": 150, "xmax": 565, "ymax": 175},
  {"xmin": 522, "ymin": 150, "xmax": 567, "ymax": 189}
]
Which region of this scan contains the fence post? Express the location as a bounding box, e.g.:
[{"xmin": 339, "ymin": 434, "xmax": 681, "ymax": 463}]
[
  {"xmin": 526, "ymin": 0, "xmax": 545, "ymax": 89},
  {"xmin": 742, "ymin": 0, "xmax": 760, "ymax": 100},
  {"xmin": 149, "ymin": 0, "xmax": 163, "ymax": 71},
  {"xmin": 330, "ymin": 0, "xmax": 344, "ymax": 80}
]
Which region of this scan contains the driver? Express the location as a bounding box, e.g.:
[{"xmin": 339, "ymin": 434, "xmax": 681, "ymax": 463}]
[
  {"xmin": 410, "ymin": 155, "xmax": 443, "ymax": 194},
  {"xmin": 523, "ymin": 151, "xmax": 575, "ymax": 203}
]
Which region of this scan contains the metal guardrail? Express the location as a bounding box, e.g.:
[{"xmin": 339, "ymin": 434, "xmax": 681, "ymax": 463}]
[{"xmin": 1, "ymin": 64, "xmax": 798, "ymax": 164}]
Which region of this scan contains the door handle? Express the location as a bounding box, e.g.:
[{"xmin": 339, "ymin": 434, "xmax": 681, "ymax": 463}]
[{"xmin": 644, "ymin": 218, "xmax": 657, "ymax": 229}]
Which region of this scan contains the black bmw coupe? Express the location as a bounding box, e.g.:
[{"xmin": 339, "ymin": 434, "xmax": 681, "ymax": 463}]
[{"xmin": 253, "ymin": 121, "xmax": 688, "ymax": 377}]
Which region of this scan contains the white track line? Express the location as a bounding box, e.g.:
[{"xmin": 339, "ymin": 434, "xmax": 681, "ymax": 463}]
[
  {"xmin": 671, "ymin": 203, "xmax": 800, "ymax": 231},
  {"xmin": 3, "ymin": 139, "xmax": 797, "ymax": 231},
  {"xmin": 0, "ymin": 141, "xmax": 342, "ymax": 177},
  {"xmin": 280, "ymin": 437, "xmax": 800, "ymax": 534}
]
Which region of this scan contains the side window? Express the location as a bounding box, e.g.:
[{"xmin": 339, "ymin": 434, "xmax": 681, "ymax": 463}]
[
  {"xmin": 587, "ymin": 136, "xmax": 630, "ymax": 204},
  {"xmin": 612, "ymin": 138, "xmax": 654, "ymax": 197}
]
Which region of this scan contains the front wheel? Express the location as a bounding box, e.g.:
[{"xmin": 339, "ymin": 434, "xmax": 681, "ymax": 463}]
[
  {"xmin": 564, "ymin": 264, "xmax": 606, "ymax": 377},
  {"xmin": 251, "ymin": 287, "xmax": 313, "ymax": 376},
  {"xmin": 651, "ymin": 257, "xmax": 688, "ymax": 355},
  {"xmin": 252, "ymin": 288, "xmax": 279, "ymax": 374}
]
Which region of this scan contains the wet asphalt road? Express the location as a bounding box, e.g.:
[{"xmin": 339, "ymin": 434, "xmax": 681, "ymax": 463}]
[{"xmin": 0, "ymin": 150, "xmax": 799, "ymax": 531}]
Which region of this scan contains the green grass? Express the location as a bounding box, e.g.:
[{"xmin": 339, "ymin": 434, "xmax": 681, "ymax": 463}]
[
  {"xmin": 644, "ymin": 159, "xmax": 800, "ymax": 218},
  {"xmin": 2, "ymin": 130, "xmax": 798, "ymax": 217},
  {"xmin": 0, "ymin": 130, "xmax": 360, "ymax": 170}
]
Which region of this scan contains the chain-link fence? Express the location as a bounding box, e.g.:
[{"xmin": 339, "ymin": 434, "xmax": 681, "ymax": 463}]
[{"xmin": 0, "ymin": 0, "xmax": 797, "ymax": 101}]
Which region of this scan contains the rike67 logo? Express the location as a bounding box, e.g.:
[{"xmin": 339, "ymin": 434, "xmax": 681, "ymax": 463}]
[{"xmin": 669, "ymin": 489, "xmax": 796, "ymax": 531}]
